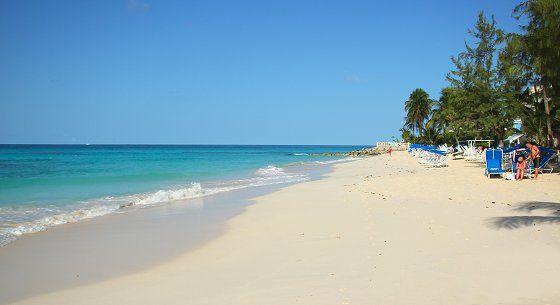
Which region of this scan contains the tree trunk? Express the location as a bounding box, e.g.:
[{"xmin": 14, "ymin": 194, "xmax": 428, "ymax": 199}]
[
  {"xmin": 496, "ymin": 126, "xmax": 504, "ymax": 148},
  {"xmin": 541, "ymin": 85, "xmax": 555, "ymax": 147}
]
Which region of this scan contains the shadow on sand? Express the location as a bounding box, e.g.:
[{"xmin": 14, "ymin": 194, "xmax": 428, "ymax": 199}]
[{"xmin": 488, "ymin": 201, "xmax": 560, "ymax": 230}]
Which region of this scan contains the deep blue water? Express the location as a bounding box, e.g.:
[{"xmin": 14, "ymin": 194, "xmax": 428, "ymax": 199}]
[{"xmin": 0, "ymin": 145, "xmax": 364, "ymax": 245}]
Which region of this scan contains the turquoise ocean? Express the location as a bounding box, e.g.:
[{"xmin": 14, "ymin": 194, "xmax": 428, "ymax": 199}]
[{"xmin": 0, "ymin": 145, "xmax": 364, "ymax": 246}]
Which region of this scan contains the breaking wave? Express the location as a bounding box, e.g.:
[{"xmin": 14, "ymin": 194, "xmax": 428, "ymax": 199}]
[
  {"xmin": 0, "ymin": 165, "xmax": 311, "ymax": 247},
  {"xmin": 255, "ymin": 165, "xmax": 286, "ymax": 177}
]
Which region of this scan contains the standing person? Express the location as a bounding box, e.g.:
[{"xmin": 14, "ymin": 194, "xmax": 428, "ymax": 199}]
[
  {"xmin": 387, "ymin": 146, "xmax": 393, "ymax": 156},
  {"xmin": 525, "ymin": 142, "xmax": 541, "ymax": 179},
  {"xmin": 515, "ymin": 155, "xmax": 527, "ymax": 181}
]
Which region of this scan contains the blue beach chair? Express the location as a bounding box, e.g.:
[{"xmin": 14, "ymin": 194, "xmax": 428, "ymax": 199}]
[
  {"xmin": 529, "ymin": 147, "xmax": 556, "ymax": 174},
  {"xmin": 485, "ymin": 149, "xmax": 505, "ymax": 178}
]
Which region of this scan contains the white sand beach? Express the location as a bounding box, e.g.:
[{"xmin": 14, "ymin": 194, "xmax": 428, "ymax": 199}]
[{"xmin": 6, "ymin": 152, "xmax": 560, "ymax": 305}]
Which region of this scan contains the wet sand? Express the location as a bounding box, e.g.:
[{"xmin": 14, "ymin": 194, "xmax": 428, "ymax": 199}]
[{"xmin": 0, "ymin": 181, "xmax": 312, "ymax": 304}]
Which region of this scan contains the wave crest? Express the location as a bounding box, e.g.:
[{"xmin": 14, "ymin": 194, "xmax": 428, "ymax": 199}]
[
  {"xmin": 133, "ymin": 183, "xmax": 208, "ymax": 206},
  {"xmin": 0, "ymin": 167, "xmax": 312, "ymax": 246},
  {"xmin": 255, "ymin": 165, "xmax": 286, "ymax": 177}
]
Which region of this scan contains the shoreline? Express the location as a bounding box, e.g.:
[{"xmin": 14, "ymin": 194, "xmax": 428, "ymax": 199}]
[
  {"xmin": 4, "ymin": 151, "xmax": 560, "ymax": 305},
  {"xmin": 0, "ymin": 160, "xmax": 339, "ymax": 304},
  {"xmin": 0, "ymin": 151, "xmax": 357, "ymax": 248}
]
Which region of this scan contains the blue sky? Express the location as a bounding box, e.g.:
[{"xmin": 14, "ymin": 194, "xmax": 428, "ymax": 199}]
[{"xmin": 0, "ymin": 0, "xmax": 522, "ymax": 145}]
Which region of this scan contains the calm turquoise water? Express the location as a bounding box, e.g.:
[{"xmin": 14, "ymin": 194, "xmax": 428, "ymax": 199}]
[{"xmin": 0, "ymin": 145, "xmax": 364, "ymax": 245}]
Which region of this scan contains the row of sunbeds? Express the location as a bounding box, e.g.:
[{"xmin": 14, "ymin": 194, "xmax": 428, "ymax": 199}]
[
  {"xmin": 452, "ymin": 145, "xmax": 485, "ymax": 162},
  {"xmin": 408, "ymin": 143, "xmax": 557, "ymax": 177},
  {"xmin": 409, "ymin": 144, "xmax": 450, "ymax": 168}
]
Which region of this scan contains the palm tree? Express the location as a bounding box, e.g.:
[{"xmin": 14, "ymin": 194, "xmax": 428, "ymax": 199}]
[{"xmin": 404, "ymin": 88, "xmax": 433, "ymax": 137}]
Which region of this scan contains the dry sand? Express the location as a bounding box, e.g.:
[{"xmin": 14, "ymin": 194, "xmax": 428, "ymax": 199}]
[{"xmin": 8, "ymin": 152, "xmax": 560, "ymax": 305}]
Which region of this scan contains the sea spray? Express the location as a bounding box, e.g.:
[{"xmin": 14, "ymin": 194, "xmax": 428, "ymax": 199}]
[{"xmin": 255, "ymin": 165, "xmax": 286, "ymax": 177}]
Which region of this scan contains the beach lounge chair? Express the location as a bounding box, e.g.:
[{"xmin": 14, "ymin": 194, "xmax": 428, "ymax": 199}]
[
  {"xmin": 485, "ymin": 149, "xmax": 505, "ymax": 178},
  {"xmin": 451, "ymin": 145, "xmax": 464, "ymax": 159},
  {"xmin": 409, "ymin": 144, "xmax": 449, "ymax": 168},
  {"xmin": 464, "ymin": 145, "xmax": 484, "ymax": 162}
]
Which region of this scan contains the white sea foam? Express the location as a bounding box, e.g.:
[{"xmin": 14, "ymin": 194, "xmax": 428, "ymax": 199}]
[
  {"xmin": 0, "ymin": 164, "xmax": 313, "ymax": 247},
  {"xmin": 132, "ymin": 183, "xmax": 210, "ymax": 206},
  {"xmin": 314, "ymin": 157, "xmax": 360, "ymax": 165},
  {"xmin": 0, "ymin": 204, "xmax": 120, "ymax": 247},
  {"xmin": 255, "ymin": 165, "xmax": 286, "ymax": 177}
]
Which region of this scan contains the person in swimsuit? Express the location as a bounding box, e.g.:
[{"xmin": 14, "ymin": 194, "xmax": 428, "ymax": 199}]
[
  {"xmin": 515, "ymin": 155, "xmax": 526, "ymax": 180},
  {"xmin": 525, "ymin": 142, "xmax": 541, "ymax": 179}
]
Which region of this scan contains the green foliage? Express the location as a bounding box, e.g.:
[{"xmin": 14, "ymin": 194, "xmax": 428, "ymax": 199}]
[
  {"xmin": 400, "ymin": 128, "xmax": 418, "ymax": 143},
  {"xmin": 514, "ymin": 0, "xmax": 560, "ymax": 146},
  {"xmin": 519, "ymin": 89, "xmax": 549, "ymax": 145},
  {"xmin": 401, "ymin": 3, "xmax": 560, "ymax": 148},
  {"xmin": 404, "ymin": 88, "xmax": 433, "ymax": 137},
  {"xmin": 515, "ymin": 0, "xmax": 560, "ymax": 88},
  {"xmin": 446, "ymin": 12, "xmax": 512, "ymax": 144}
]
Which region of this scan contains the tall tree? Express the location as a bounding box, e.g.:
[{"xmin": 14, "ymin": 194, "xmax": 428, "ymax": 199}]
[
  {"xmin": 520, "ymin": 88, "xmax": 549, "ymax": 144},
  {"xmin": 430, "ymin": 87, "xmax": 471, "ymax": 143},
  {"xmin": 447, "ymin": 12, "xmax": 511, "ymax": 145},
  {"xmin": 514, "ymin": 0, "xmax": 560, "ymax": 147},
  {"xmin": 497, "ymin": 33, "xmax": 528, "ymax": 139},
  {"xmin": 404, "ymin": 88, "xmax": 433, "ymax": 137}
]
